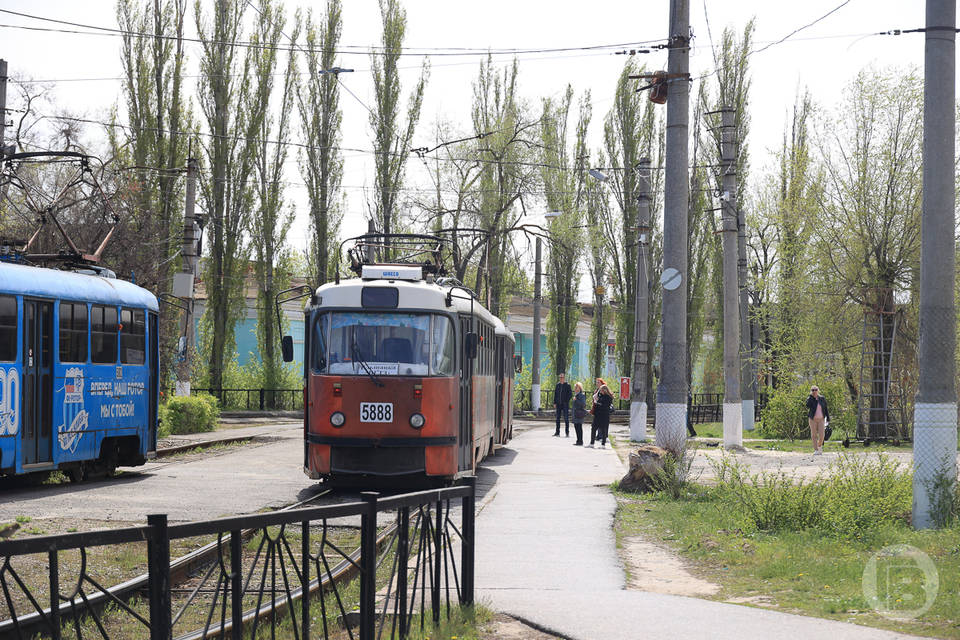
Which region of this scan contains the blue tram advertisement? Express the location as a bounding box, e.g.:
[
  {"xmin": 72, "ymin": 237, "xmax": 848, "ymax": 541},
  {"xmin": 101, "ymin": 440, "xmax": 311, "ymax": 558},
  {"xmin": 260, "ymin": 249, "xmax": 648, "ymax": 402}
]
[{"xmin": 0, "ymin": 262, "xmax": 159, "ymax": 480}]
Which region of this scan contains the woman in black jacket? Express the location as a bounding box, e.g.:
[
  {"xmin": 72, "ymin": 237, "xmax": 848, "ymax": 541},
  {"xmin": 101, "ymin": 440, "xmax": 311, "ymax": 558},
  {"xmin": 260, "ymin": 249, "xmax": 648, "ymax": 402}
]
[
  {"xmin": 571, "ymin": 382, "xmax": 587, "ymax": 445},
  {"xmin": 806, "ymin": 385, "xmax": 830, "ymax": 455},
  {"xmin": 589, "ymin": 384, "xmax": 615, "ymax": 448}
]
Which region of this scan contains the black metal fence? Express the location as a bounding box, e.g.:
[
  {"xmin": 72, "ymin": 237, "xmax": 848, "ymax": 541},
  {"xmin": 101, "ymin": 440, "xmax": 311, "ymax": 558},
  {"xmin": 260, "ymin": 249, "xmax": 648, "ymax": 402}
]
[
  {"xmin": 514, "ymin": 389, "xmax": 767, "ymax": 423},
  {"xmin": 688, "ymin": 392, "xmax": 768, "ymax": 424},
  {"xmin": 0, "ymin": 481, "xmax": 475, "ymax": 640},
  {"xmin": 191, "ymin": 387, "xmax": 304, "ymax": 412}
]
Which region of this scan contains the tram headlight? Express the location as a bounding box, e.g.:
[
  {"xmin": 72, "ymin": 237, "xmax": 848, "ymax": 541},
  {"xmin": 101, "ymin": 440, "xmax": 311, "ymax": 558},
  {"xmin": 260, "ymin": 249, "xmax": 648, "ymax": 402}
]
[
  {"xmin": 409, "ymin": 413, "xmax": 425, "ymax": 429},
  {"xmin": 330, "ymin": 411, "xmax": 346, "ymax": 427}
]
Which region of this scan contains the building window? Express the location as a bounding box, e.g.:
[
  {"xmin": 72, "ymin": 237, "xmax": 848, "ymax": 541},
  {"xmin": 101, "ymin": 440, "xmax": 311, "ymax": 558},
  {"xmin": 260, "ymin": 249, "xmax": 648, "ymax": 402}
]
[
  {"xmin": 59, "ymin": 302, "xmax": 88, "ymax": 363},
  {"xmin": 91, "ymin": 305, "xmax": 118, "ymax": 364},
  {"xmin": 0, "ymin": 296, "xmax": 16, "ymax": 362},
  {"xmin": 120, "ymin": 308, "xmax": 146, "ymax": 364}
]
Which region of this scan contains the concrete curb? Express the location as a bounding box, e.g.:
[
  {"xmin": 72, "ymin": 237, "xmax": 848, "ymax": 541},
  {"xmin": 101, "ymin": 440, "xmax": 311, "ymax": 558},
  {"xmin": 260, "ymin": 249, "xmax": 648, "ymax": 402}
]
[{"xmin": 155, "ymin": 434, "xmax": 257, "ymax": 458}]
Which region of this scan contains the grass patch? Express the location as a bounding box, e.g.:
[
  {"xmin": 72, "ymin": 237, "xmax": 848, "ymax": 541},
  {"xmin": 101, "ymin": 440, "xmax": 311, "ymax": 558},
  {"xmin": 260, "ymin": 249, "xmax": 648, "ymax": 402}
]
[
  {"xmin": 404, "ymin": 604, "xmax": 494, "ymax": 640},
  {"xmin": 614, "ymin": 453, "xmax": 960, "ymax": 638}
]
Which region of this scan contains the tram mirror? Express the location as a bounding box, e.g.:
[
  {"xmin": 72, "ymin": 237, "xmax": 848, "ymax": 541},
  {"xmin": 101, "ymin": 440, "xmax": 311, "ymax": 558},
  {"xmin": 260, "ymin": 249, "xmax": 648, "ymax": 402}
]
[
  {"xmin": 465, "ymin": 332, "xmax": 479, "ymax": 360},
  {"xmin": 513, "ymin": 354, "xmax": 523, "ymax": 374},
  {"xmin": 281, "ymin": 335, "xmax": 294, "ymax": 362}
]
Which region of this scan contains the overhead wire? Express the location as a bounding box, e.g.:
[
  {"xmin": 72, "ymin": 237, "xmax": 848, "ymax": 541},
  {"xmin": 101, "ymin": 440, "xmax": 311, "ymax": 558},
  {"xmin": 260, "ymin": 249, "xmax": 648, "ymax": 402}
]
[{"xmin": 0, "ymin": 8, "xmax": 664, "ymax": 58}]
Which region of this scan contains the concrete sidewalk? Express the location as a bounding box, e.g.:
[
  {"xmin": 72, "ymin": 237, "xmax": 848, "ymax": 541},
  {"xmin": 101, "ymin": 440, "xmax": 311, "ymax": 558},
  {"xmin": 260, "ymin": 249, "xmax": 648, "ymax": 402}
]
[{"xmin": 474, "ymin": 424, "xmax": 913, "ymax": 640}]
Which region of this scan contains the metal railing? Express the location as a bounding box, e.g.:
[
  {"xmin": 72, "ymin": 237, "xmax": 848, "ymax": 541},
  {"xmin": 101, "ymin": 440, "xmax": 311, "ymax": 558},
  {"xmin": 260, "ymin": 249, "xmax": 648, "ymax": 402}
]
[
  {"xmin": 514, "ymin": 389, "xmax": 767, "ymax": 422},
  {"xmin": 0, "ymin": 481, "xmax": 476, "ymax": 640},
  {"xmin": 191, "ymin": 387, "xmax": 304, "ymax": 412}
]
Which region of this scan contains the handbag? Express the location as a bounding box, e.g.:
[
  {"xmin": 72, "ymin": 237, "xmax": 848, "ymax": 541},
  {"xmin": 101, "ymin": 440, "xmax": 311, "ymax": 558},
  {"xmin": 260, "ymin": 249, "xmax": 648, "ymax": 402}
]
[{"xmin": 589, "ymin": 405, "xmax": 596, "ymax": 416}]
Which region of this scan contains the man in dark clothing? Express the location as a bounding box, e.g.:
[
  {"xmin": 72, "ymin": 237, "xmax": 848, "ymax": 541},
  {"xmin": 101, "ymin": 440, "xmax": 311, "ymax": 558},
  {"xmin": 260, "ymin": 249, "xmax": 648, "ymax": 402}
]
[{"xmin": 553, "ymin": 373, "xmax": 572, "ymax": 437}]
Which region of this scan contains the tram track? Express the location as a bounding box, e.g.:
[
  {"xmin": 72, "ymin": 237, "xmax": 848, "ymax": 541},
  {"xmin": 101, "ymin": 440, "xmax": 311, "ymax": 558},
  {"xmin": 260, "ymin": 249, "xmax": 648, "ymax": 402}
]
[{"xmin": 0, "ymin": 489, "xmax": 346, "ymax": 639}]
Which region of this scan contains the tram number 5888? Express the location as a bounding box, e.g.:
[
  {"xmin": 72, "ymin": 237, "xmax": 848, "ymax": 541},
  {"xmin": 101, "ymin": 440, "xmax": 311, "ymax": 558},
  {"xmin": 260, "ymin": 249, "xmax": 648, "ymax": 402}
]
[{"xmin": 359, "ymin": 402, "xmax": 393, "ymax": 423}]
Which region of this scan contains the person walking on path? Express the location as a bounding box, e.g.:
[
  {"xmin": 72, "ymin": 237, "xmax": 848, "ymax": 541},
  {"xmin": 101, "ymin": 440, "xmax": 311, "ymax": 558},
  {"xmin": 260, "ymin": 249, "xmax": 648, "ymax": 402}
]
[
  {"xmin": 571, "ymin": 382, "xmax": 587, "ymax": 445},
  {"xmin": 554, "ymin": 373, "xmax": 573, "ymax": 437},
  {"xmin": 806, "ymin": 385, "xmax": 830, "ymax": 455},
  {"xmin": 589, "ymin": 383, "xmax": 614, "ymax": 448}
]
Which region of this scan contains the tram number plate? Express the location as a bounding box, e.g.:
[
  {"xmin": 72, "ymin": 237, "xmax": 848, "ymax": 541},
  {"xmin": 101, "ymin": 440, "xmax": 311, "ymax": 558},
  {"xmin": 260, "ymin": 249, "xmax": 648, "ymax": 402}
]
[{"xmin": 359, "ymin": 402, "xmax": 394, "ymax": 423}]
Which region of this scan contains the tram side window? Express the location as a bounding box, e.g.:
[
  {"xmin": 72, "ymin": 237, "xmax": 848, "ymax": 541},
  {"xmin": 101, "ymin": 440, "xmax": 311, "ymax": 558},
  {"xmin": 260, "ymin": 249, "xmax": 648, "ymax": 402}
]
[
  {"xmin": 91, "ymin": 305, "xmax": 119, "ymax": 364},
  {"xmin": 120, "ymin": 308, "xmax": 146, "ymax": 364},
  {"xmin": 0, "ymin": 295, "xmax": 16, "ymax": 361},
  {"xmin": 59, "ymin": 302, "xmax": 88, "ymax": 363}
]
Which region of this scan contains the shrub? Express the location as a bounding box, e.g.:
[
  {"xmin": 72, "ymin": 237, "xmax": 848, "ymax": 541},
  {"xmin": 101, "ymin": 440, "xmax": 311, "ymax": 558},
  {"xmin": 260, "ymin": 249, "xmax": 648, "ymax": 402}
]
[
  {"xmin": 159, "ymin": 394, "xmax": 219, "ymax": 437},
  {"xmin": 819, "ymin": 454, "xmax": 912, "ymax": 538},
  {"xmin": 710, "ymin": 454, "xmax": 912, "ymax": 540},
  {"xmin": 711, "ymin": 458, "xmax": 822, "ymax": 531},
  {"xmin": 758, "ymin": 378, "xmax": 854, "ymax": 440}
]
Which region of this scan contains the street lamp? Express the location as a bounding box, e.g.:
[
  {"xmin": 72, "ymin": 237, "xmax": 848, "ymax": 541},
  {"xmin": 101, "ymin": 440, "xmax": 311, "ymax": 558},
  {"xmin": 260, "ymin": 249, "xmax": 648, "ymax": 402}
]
[{"xmin": 589, "ymin": 168, "xmax": 609, "ymax": 182}]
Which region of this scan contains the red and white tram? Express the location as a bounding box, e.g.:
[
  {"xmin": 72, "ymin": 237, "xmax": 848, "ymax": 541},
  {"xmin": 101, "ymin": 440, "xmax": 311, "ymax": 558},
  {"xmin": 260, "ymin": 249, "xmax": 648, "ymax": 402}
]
[{"xmin": 282, "ymin": 237, "xmax": 516, "ymax": 485}]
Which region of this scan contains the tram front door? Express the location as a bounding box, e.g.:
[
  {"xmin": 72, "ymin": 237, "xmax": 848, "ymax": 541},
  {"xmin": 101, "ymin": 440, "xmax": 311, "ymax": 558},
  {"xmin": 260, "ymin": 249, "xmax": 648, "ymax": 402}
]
[{"xmin": 22, "ymin": 299, "xmax": 53, "ymax": 466}]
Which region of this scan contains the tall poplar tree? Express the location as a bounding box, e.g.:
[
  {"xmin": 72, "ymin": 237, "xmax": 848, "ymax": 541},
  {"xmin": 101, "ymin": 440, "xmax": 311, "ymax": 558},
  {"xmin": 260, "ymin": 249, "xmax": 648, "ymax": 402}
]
[
  {"xmin": 115, "ymin": 0, "xmax": 189, "ymax": 386},
  {"xmin": 299, "ymin": 0, "xmax": 343, "ymax": 284},
  {"xmin": 249, "ymin": 0, "xmax": 300, "ymax": 398},
  {"xmin": 539, "ymin": 86, "xmax": 584, "ymax": 379},
  {"xmin": 370, "ymin": 0, "xmax": 428, "ymax": 246},
  {"xmin": 603, "ymin": 59, "xmax": 664, "ymax": 400},
  {"xmin": 195, "ymin": 0, "xmax": 269, "ymax": 390}
]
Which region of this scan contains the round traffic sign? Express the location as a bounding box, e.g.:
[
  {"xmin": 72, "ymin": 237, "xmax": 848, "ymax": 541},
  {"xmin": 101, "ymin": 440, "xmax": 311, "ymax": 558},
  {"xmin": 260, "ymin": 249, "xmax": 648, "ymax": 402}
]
[{"xmin": 661, "ymin": 267, "xmax": 682, "ymax": 291}]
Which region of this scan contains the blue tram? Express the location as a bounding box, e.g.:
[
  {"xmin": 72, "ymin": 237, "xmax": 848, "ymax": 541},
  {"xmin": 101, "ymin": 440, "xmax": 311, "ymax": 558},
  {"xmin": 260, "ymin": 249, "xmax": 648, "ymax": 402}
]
[{"xmin": 0, "ymin": 262, "xmax": 159, "ymax": 481}]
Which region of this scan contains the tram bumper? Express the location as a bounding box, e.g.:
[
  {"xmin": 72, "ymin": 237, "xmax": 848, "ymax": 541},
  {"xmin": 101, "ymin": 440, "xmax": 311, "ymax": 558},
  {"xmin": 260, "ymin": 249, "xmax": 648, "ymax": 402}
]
[{"xmin": 306, "ymin": 434, "xmax": 456, "ymax": 477}]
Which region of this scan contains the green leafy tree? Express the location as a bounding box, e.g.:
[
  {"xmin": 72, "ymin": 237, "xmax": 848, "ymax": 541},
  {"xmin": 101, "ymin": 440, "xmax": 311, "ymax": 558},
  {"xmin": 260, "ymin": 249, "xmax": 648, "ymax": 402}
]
[
  {"xmin": 602, "ymin": 59, "xmax": 664, "ymax": 399},
  {"xmin": 114, "ymin": 0, "xmax": 190, "ymax": 387},
  {"xmin": 539, "ymin": 86, "xmax": 585, "ymax": 378},
  {"xmin": 248, "ymin": 0, "xmax": 300, "ymax": 399},
  {"xmin": 195, "ymin": 0, "xmax": 269, "ymax": 390},
  {"xmin": 814, "ymin": 68, "xmax": 923, "ymax": 422},
  {"xmin": 369, "ymin": 0, "xmax": 428, "ymax": 248},
  {"xmin": 298, "ymin": 0, "xmax": 343, "ymax": 285}
]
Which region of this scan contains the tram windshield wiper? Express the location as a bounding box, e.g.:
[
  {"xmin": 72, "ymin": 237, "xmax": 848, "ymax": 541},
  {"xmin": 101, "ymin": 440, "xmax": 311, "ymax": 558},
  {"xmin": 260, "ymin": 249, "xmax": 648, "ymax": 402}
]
[{"xmin": 351, "ymin": 338, "xmax": 384, "ymax": 387}]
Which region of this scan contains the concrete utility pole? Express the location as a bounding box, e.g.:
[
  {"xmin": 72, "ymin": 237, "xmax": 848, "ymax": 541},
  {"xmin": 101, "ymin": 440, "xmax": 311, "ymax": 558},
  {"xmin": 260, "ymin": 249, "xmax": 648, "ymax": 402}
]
[
  {"xmin": 654, "ymin": 0, "xmax": 691, "ymax": 455},
  {"xmin": 0, "ymin": 60, "xmax": 8, "ymax": 159},
  {"xmin": 531, "ymin": 237, "xmax": 542, "ymax": 413},
  {"xmin": 630, "ymin": 158, "xmax": 651, "ymax": 442},
  {"xmin": 365, "ymin": 218, "xmax": 378, "ymax": 263},
  {"xmin": 737, "ymin": 177, "xmax": 755, "ymax": 432},
  {"xmin": 174, "ymin": 156, "xmax": 200, "ymax": 396},
  {"xmin": 913, "ymin": 0, "xmax": 957, "ymax": 529},
  {"xmin": 720, "ymin": 108, "xmax": 742, "ymax": 448}
]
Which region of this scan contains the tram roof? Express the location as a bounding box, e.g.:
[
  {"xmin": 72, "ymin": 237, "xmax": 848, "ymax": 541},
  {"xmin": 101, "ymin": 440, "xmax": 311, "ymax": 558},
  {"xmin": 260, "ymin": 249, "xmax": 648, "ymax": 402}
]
[
  {"xmin": 315, "ymin": 277, "xmax": 509, "ymax": 334},
  {"xmin": 0, "ymin": 262, "xmax": 159, "ymax": 311}
]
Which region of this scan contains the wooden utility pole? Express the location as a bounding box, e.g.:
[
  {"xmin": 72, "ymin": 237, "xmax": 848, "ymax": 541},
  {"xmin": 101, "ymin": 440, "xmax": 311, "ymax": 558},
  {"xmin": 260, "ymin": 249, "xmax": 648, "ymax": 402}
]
[
  {"xmin": 654, "ymin": 0, "xmax": 691, "ymax": 455},
  {"xmin": 175, "ymin": 157, "xmax": 199, "ymax": 396},
  {"xmin": 720, "ymin": 108, "xmax": 742, "ymax": 448},
  {"xmin": 630, "ymin": 158, "xmax": 651, "ymax": 442}
]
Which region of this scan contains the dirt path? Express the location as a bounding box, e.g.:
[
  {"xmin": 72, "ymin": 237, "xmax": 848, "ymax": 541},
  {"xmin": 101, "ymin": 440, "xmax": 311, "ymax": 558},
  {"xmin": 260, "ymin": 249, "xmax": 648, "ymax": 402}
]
[{"xmin": 620, "ymin": 536, "xmax": 720, "ymax": 597}]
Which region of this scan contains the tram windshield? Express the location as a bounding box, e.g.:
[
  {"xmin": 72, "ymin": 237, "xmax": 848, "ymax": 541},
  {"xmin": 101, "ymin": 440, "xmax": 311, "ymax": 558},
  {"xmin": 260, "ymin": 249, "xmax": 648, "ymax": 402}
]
[{"xmin": 313, "ymin": 312, "xmax": 456, "ymax": 377}]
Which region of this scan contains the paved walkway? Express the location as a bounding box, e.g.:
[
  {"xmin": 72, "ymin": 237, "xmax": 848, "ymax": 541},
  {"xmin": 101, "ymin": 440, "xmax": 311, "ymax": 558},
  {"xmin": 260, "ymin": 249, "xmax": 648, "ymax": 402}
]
[{"xmin": 474, "ymin": 423, "xmax": 913, "ymax": 640}]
